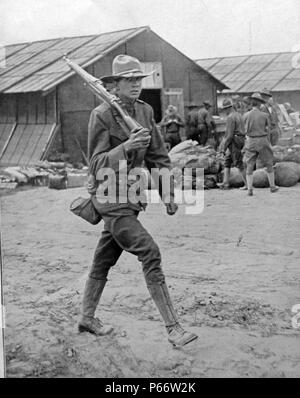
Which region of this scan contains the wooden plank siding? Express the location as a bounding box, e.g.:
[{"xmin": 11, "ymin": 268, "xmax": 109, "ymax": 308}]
[
  {"xmin": 0, "ymin": 92, "xmax": 57, "ymax": 125},
  {"xmin": 0, "ymin": 94, "xmax": 17, "ymax": 123}
]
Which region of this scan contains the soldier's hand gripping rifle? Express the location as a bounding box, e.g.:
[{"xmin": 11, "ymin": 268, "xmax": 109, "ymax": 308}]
[{"xmin": 63, "ymin": 56, "xmax": 143, "ymax": 134}]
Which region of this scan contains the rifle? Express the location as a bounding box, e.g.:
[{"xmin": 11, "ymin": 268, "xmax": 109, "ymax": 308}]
[{"xmin": 63, "ymin": 57, "xmax": 142, "ymax": 133}]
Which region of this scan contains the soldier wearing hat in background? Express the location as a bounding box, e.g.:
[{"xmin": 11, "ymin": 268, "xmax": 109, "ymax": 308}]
[
  {"xmin": 219, "ymin": 98, "xmax": 247, "ymax": 190},
  {"xmin": 284, "ymin": 102, "xmax": 295, "ymax": 115},
  {"xmin": 243, "ymin": 92, "xmax": 279, "ymax": 196},
  {"xmin": 197, "ymin": 100, "xmax": 216, "ymax": 146},
  {"xmin": 260, "ymin": 88, "xmax": 280, "ymax": 146},
  {"xmin": 78, "ymin": 54, "xmax": 197, "ymax": 347},
  {"xmin": 160, "ymin": 104, "xmax": 185, "ymax": 150}
]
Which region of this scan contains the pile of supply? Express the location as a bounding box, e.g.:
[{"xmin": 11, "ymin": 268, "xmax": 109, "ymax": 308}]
[{"xmin": 168, "ymin": 140, "xmax": 223, "ymax": 189}]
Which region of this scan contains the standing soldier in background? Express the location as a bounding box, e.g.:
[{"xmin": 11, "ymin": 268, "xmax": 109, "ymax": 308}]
[
  {"xmin": 219, "ymin": 99, "xmax": 247, "ymax": 190},
  {"xmin": 243, "ymin": 93, "xmax": 279, "ymax": 196},
  {"xmin": 78, "ymin": 54, "xmax": 197, "ymax": 347},
  {"xmin": 160, "ymin": 105, "xmax": 184, "ymax": 150},
  {"xmin": 232, "ymin": 95, "xmax": 244, "ymax": 114},
  {"xmin": 242, "ymin": 96, "xmax": 252, "ymax": 115},
  {"xmin": 260, "ymin": 88, "xmax": 280, "ymax": 146},
  {"xmin": 186, "ymin": 102, "xmax": 200, "ymax": 142},
  {"xmin": 197, "ymin": 100, "xmax": 216, "ymax": 146}
]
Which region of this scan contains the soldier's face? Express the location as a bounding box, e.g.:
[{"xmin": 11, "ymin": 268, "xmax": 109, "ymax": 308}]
[{"xmin": 117, "ymin": 77, "xmax": 143, "ymax": 100}]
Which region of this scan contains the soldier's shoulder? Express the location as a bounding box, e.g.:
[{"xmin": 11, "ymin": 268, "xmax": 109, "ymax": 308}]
[
  {"xmin": 136, "ymin": 99, "xmax": 154, "ymax": 113},
  {"xmin": 243, "ymin": 110, "xmax": 251, "ymax": 119},
  {"xmin": 137, "ymin": 99, "xmax": 151, "ymax": 108},
  {"xmin": 92, "ymin": 102, "xmax": 111, "ymax": 116}
]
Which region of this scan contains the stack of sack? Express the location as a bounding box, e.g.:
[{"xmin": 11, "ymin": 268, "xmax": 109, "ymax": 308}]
[
  {"xmin": 253, "ymin": 144, "xmax": 300, "ymax": 188},
  {"xmin": 1, "ymin": 162, "xmax": 88, "ymax": 190},
  {"xmin": 168, "ymin": 140, "xmax": 223, "ymax": 189}
]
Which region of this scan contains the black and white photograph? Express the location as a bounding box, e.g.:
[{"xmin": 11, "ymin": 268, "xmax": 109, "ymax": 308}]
[{"xmin": 0, "ymin": 0, "xmax": 300, "ymax": 380}]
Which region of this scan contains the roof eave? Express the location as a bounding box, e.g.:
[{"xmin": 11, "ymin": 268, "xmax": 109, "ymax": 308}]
[{"xmin": 39, "ymin": 26, "xmax": 150, "ymax": 94}]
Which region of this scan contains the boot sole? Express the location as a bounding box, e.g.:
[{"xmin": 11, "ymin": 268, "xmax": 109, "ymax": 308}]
[
  {"xmin": 169, "ymin": 333, "xmax": 198, "ymax": 347},
  {"xmin": 78, "ymin": 324, "xmax": 113, "ymax": 336}
]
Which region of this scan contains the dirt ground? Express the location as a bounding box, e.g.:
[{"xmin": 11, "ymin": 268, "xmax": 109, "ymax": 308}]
[{"xmin": 1, "ymin": 184, "xmax": 300, "ymax": 378}]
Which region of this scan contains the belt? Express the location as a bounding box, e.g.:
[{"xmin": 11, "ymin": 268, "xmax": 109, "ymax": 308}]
[
  {"xmin": 234, "ymin": 134, "xmax": 245, "ymax": 137},
  {"xmin": 247, "ymin": 134, "xmax": 267, "ymax": 138}
]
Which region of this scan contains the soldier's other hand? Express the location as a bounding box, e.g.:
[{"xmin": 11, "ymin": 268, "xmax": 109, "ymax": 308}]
[{"xmin": 166, "ymin": 202, "xmax": 178, "ymax": 215}]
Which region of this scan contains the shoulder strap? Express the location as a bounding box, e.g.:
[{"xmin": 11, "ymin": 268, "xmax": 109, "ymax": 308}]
[
  {"xmin": 111, "ymin": 106, "xmax": 130, "ymax": 135},
  {"xmin": 136, "ymin": 99, "xmax": 146, "ymax": 105}
]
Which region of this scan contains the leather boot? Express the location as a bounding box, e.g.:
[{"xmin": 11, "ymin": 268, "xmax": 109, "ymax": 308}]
[
  {"xmin": 147, "ymin": 281, "xmax": 198, "ymax": 347},
  {"xmin": 267, "ymin": 172, "xmax": 279, "ymax": 193},
  {"xmin": 78, "ymin": 277, "xmax": 113, "ymax": 336},
  {"xmin": 219, "ymin": 167, "xmax": 230, "ymax": 190}
]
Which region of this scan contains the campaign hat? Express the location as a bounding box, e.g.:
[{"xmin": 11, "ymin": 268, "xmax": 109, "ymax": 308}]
[{"xmin": 101, "ymin": 54, "xmax": 154, "ymax": 83}]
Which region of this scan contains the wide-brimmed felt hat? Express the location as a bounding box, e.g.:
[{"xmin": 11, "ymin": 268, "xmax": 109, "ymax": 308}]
[
  {"xmin": 100, "ymin": 54, "xmax": 154, "ymax": 83},
  {"xmin": 203, "ymin": 100, "xmax": 212, "ymax": 107},
  {"xmin": 260, "ymin": 88, "xmax": 272, "ymax": 97},
  {"xmin": 251, "ymin": 92, "xmax": 266, "ymax": 103},
  {"xmin": 221, "ymin": 98, "xmax": 233, "ymax": 109}
]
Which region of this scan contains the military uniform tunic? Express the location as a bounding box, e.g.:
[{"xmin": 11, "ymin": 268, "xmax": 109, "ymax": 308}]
[
  {"xmin": 222, "ymin": 110, "xmax": 245, "ymax": 170},
  {"xmin": 87, "ymin": 97, "xmax": 173, "ymax": 283},
  {"xmin": 243, "ymin": 107, "xmax": 274, "ymax": 173}
]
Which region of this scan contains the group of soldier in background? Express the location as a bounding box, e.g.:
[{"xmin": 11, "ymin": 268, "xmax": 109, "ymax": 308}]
[
  {"xmin": 218, "ymin": 89, "xmax": 280, "ymax": 196},
  {"xmin": 159, "ymin": 88, "xmax": 283, "ymax": 196},
  {"xmin": 160, "ymin": 100, "xmax": 217, "ymax": 150}
]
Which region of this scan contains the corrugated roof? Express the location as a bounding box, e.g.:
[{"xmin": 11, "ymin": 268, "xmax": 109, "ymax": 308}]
[
  {"xmin": 1, "ymin": 26, "xmax": 226, "ymax": 93},
  {"xmin": 196, "ymin": 52, "xmax": 300, "ymax": 92},
  {"xmin": 0, "ymin": 27, "xmax": 145, "ymax": 93}
]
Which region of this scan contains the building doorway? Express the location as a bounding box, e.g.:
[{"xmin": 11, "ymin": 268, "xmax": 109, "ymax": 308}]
[{"xmin": 140, "ymin": 89, "xmax": 162, "ymax": 123}]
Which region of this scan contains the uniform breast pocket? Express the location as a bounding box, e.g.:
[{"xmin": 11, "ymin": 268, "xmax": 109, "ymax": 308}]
[{"xmin": 110, "ymin": 127, "xmax": 129, "ymax": 147}]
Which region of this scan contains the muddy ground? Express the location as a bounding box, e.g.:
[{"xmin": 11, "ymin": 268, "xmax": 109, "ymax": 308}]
[{"xmin": 1, "ymin": 184, "xmax": 300, "ymax": 378}]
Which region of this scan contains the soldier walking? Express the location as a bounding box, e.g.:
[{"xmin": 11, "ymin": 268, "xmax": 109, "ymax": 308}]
[{"xmin": 78, "ymin": 54, "xmax": 197, "ymax": 347}]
